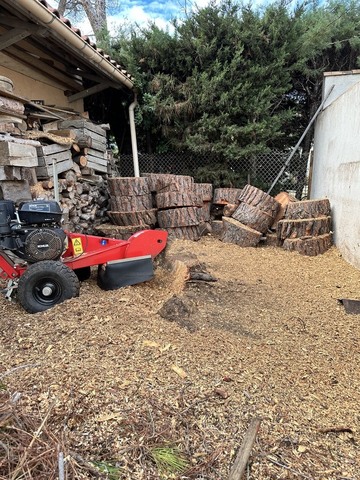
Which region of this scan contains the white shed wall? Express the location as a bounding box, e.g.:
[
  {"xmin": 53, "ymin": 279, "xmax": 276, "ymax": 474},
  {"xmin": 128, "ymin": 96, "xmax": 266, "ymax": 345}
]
[{"xmin": 312, "ymin": 74, "xmax": 360, "ymax": 269}]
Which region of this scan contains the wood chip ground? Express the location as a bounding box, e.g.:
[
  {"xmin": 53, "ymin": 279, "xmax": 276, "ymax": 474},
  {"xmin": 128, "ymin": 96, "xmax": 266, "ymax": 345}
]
[{"xmin": 1, "ymin": 236, "xmax": 359, "ymax": 479}]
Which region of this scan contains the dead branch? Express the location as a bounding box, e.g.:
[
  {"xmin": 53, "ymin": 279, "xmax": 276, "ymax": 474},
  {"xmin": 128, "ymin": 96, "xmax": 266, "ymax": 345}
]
[{"xmin": 228, "ymin": 418, "xmax": 261, "ymax": 480}]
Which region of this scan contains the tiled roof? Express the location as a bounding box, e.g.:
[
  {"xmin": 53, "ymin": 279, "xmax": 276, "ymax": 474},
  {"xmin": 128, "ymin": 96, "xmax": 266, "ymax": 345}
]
[{"xmin": 38, "ymin": 0, "xmax": 133, "ymax": 82}]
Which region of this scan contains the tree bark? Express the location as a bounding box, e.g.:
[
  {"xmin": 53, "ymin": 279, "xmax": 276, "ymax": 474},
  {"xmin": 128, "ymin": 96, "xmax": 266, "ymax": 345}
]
[
  {"xmin": 285, "ymin": 199, "xmax": 331, "ymax": 219},
  {"xmin": 108, "ymin": 177, "xmax": 150, "ymax": 196},
  {"xmin": 221, "ymin": 217, "xmax": 262, "ymax": 247},
  {"xmin": 238, "ymin": 184, "xmax": 280, "ymax": 217},
  {"xmin": 277, "ymin": 216, "xmax": 331, "ymax": 240},
  {"xmin": 283, "ymin": 233, "xmax": 332, "ymax": 256},
  {"xmin": 213, "ymin": 188, "xmax": 242, "ymax": 205},
  {"xmin": 165, "ymin": 225, "xmax": 201, "ymax": 241},
  {"xmin": 156, "ymin": 191, "xmax": 202, "ymax": 209},
  {"xmin": 110, "ymin": 194, "xmax": 153, "ymax": 212},
  {"xmin": 108, "ymin": 209, "xmax": 158, "ymax": 226},
  {"xmin": 157, "ymin": 206, "xmax": 199, "ymax": 228},
  {"xmin": 232, "ymin": 202, "xmax": 274, "ymax": 233},
  {"xmin": 193, "ymin": 183, "xmax": 213, "ymax": 201}
]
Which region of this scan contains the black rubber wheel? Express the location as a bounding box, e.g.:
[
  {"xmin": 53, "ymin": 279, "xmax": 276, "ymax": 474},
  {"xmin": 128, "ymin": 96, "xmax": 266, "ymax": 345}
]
[
  {"xmin": 74, "ymin": 266, "xmax": 91, "ymax": 282},
  {"xmin": 17, "ymin": 260, "xmax": 80, "ymax": 313}
]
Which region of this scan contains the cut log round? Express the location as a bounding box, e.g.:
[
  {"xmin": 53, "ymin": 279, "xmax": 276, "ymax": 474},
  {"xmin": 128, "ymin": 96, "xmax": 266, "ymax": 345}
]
[
  {"xmin": 285, "ymin": 198, "xmax": 331, "ymax": 219},
  {"xmin": 232, "ymin": 202, "xmax": 274, "ymax": 234},
  {"xmin": 193, "ymin": 183, "xmax": 213, "ymax": 201},
  {"xmin": 213, "ymin": 188, "xmax": 242, "ymax": 205},
  {"xmin": 73, "ymin": 155, "xmax": 88, "ymax": 167},
  {"xmin": 94, "ymin": 223, "xmax": 150, "ymax": 240},
  {"xmin": 157, "ymin": 206, "xmax": 199, "ymax": 228},
  {"xmin": 211, "ymin": 220, "xmax": 223, "ymax": 237},
  {"xmin": 76, "ymin": 134, "xmax": 92, "ymax": 148},
  {"xmin": 156, "ymin": 191, "xmax": 201, "ymax": 209},
  {"xmin": 238, "ymin": 184, "xmax": 280, "ymax": 217},
  {"xmin": 271, "ymin": 191, "xmax": 297, "ymax": 229},
  {"xmin": 265, "ymin": 232, "xmax": 282, "ymax": 247},
  {"xmin": 165, "ymin": 225, "xmax": 201, "ymax": 241},
  {"xmin": 108, "ymin": 177, "xmax": 150, "ymax": 196},
  {"xmin": 283, "ymin": 233, "xmax": 332, "ymax": 256},
  {"xmin": 198, "ymin": 201, "xmax": 212, "ymax": 223},
  {"xmin": 0, "ymin": 76, "xmax": 14, "ymax": 93},
  {"xmin": 277, "ymin": 216, "xmax": 331, "ymax": 240},
  {"xmin": 110, "ymin": 194, "xmax": 153, "ymax": 212},
  {"xmin": 108, "ymin": 209, "xmax": 158, "ymax": 226},
  {"xmin": 223, "ymin": 203, "xmax": 238, "ymax": 217},
  {"xmin": 221, "ymin": 217, "xmax": 262, "ymax": 246},
  {"xmin": 142, "ymin": 173, "xmax": 193, "ymax": 193}
]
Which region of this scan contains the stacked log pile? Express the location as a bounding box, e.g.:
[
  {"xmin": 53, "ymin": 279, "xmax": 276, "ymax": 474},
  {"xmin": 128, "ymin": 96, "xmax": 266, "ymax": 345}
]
[
  {"xmin": 277, "ymin": 198, "xmax": 332, "ymax": 255},
  {"xmin": 193, "ymin": 183, "xmax": 213, "ymax": 225},
  {"xmin": 221, "ymin": 185, "xmax": 280, "ymax": 247}
]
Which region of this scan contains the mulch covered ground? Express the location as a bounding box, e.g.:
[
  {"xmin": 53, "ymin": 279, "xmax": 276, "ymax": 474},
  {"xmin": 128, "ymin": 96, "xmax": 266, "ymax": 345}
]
[{"xmin": 1, "ymin": 235, "xmax": 360, "ymax": 479}]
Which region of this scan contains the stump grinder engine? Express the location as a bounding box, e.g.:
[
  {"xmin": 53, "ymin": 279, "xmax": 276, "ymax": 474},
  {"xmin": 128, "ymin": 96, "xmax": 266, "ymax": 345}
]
[{"xmin": 0, "ymin": 199, "xmax": 167, "ymax": 313}]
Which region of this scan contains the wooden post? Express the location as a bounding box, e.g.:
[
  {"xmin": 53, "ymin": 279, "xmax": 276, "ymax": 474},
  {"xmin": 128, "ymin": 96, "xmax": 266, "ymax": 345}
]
[{"xmin": 228, "ymin": 418, "xmax": 261, "ymax": 480}]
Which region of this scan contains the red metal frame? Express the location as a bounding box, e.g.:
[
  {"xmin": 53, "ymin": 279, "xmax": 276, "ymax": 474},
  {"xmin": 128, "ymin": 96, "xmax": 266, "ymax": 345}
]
[{"xmin": 0, "ymin": 229, "xmax": 168, "ymax": 280}]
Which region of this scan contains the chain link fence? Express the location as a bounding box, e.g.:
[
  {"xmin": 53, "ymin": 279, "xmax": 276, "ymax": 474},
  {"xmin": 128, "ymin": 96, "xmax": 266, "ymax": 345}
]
[{"xmin": 117, "ymin": 149, "xmax": 309, "ymax": 199}]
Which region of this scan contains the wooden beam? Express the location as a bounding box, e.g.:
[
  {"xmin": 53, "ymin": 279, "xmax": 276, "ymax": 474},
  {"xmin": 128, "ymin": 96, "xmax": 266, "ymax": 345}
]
[
  {"xmin": 67, "ymin": 83, "xmax": 111, "ymax": 102},
  {"xmin": 6, "ymin": 45, "xmax": 83, "ymax": 91},
  {"xmin": 0, "ymin": 28, "xmax": 32, "ymax": 50}
]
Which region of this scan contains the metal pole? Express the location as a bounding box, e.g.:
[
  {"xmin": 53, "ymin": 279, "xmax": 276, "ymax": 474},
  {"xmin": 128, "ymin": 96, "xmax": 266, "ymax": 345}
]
[
  {"xmin": 129, "ymin": 93, "xmax": 140, "ymax": 177},
  {"xmin": 52, "ymin": 159, "xmax": 60, "ymax": 203},
  {"xmin": 267, "ymin": 85, "xmax": 335, "ymax": 195}
]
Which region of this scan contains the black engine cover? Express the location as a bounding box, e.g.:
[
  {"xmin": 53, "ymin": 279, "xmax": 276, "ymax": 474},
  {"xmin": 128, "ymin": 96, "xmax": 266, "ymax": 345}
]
[{"xmin": 23, "ymin": 228, "xmax": 66, "ymax": 262}]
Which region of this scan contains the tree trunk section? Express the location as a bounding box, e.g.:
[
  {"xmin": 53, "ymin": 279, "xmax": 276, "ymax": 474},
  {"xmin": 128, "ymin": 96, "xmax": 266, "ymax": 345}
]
[
  {"xmin": 166, "ymin": 225, "xmax": 201, "ymax": 241},
  {"xmin": 156, "ymin": 191, "xmax": 202, "ymax": 209},
  {"xmin": 283, "ymin": 233, "xmax": 332, "ymax": 256},
  {"xmin": 271, "ymin": 191, "xmax": 297, "ymax": 229},
  {"xmin": 232, "ymin": 202, "xmax": 274, "ymax": 233},
  {"xmin": 157, "ymin": 207, "xmax": 199, "ymax": 228},
  {"xmin": 108, "ymin": 177, "xmax": 150, "ymax": 196},
  {"xmin": 238, "ymin": 184, "xmax": 280, "ymax": 217},
  {"xmin": 108, "ymin": 209, "xmax": 158, "ymax": 226},
  {"xmin": 213, "ymin": 188, "xmax": 242, "ymax": 205},
  {"xmin": 110, "ymin": 194, "xmax": 153, "ymax": 212},
  {"xmin": 277, "ymin": 216, "xmax": 331, "ymax": 240},
  {"xmin": 193, "ymin": 183, "xmax": 213, "ymax": 201},
  {"xmin": 142, "ymin": 173, "xmax": 193, "ymax": 192},
  {"xmin": 198, "ymin": 202, "xmax": 212, "ymax": 223},
  {"xmin": 94, "ymin": 223, "xmax": 149, "ymax": 240},
  {"xmin": 221, "ymin": 217, "xmax": 262, "ymax": 247},
  {"xmin": 285, "ymin": 198, "xmax": 331, "ymax": 219}
]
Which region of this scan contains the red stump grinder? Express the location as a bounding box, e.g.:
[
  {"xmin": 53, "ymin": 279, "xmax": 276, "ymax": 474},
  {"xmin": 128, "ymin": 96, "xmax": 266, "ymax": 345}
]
[{"xmin": 0, "ymin": 199, "xmax": 167, "ymax": 313}]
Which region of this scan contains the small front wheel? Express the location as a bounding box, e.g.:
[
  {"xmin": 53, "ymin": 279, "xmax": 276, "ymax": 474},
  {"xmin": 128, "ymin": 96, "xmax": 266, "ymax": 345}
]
[{"xmin": 17, "ymin": 260, "xmax": 80, "ymax": 313}]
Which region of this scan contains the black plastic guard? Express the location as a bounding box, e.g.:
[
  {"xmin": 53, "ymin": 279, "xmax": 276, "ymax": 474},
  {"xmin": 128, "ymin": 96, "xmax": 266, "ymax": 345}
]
[{"xmin": 97, "ymin": 255, "xmax": 154, "ymax": 291}]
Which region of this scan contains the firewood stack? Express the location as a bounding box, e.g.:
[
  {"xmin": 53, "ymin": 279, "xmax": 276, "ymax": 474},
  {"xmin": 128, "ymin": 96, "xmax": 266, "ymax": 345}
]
[
  {"xmin": 221, "ymin": 185, "xmax": 280, "ymax": 247},
  {"xmin": 0, "ymin": 76, "xmax": 25, "ymax": 134},
  {"xmin": 277, "ymin": 198, "xmax": 332, "ymax": 255}
]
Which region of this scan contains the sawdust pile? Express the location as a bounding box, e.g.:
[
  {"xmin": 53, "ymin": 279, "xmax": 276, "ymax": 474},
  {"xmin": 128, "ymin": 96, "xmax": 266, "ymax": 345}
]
[{"xmin": 1, "ymin": 236, "xmax": 360, "ymax": 479}]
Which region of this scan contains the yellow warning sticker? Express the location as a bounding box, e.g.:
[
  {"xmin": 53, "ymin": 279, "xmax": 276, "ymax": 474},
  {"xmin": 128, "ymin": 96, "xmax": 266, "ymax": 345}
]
[{"xmin": 71, "ymin": 237, "xmax": 83, "ymax": 255}]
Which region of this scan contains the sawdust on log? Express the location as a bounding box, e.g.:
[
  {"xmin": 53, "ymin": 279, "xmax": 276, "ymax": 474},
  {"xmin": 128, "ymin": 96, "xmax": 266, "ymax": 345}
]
[{"xmin": 1, "ymin": 236, "xmax": 360, "ymax": 479}]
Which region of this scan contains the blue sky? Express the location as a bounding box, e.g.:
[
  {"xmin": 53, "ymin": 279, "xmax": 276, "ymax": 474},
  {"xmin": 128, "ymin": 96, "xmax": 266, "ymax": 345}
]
[{"xmin": 49, "ymin": 0, "xmax": 212, "ymax": 36}]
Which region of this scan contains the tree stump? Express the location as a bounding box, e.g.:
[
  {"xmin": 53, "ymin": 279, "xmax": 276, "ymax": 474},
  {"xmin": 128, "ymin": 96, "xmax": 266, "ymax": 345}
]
[
  {"xmin": 156, "ymin": 191, "xmax": 202, "ymax": 209},
  {"xmin": 193, "ymin": 183, "xmax": 213, "ymax": 201},
  {"xmin": 277, "ymin": 216, "xmax": 331, "ymax": 240},
  {"xmin": 238, "ymin": 184, "xmax": 280, "ymax": 217},
  {"xmin": 108, "ymin": 209, "xmax": 158, "ymax": 226},
  {"xmin": 157, "ymin": 206, "xmax": 199, "ymax": 228},
  {"xmin": 213, "ymin": 188, "xmax": 242, "ymax": 205},
  {"xmin": 110, "ymin": 194, "xmax": 153, "ymax": 212},
  {"xmin": 283, "ymin": 233, "xmax": 332, "ymax": 256},
  {"xmin": 221, "ymin": 217, "xmax": 262, "ymax": 246},
  {"xmin": 165, "ymin": 225, "xmax": 201, "ymax": 241},
  {"xmin": 211, "ymin": 220, "xmax": 223, "ymax": 237},
  {"xmin": 232, "ymin": 202, "xmax": 274, "ymax": 233},
  {"xmin": 108, "ymin": 177, "xmax": 150, "ymax": 196},
  {"xmin": 285, "ymin": 198, "xmax": 331, "ymax": 219}
]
